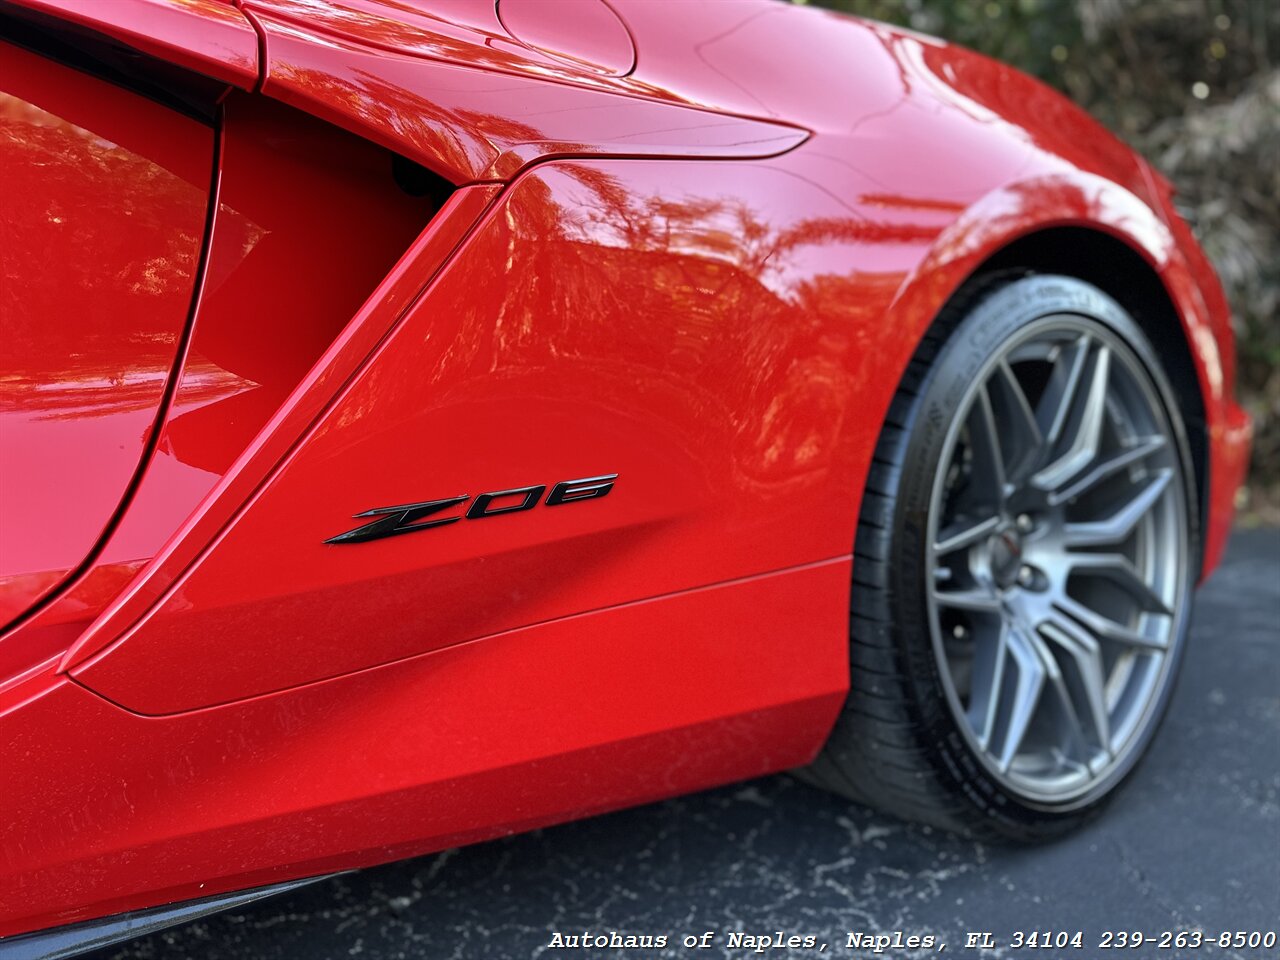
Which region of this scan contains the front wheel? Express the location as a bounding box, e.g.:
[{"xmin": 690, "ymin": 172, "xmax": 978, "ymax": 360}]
[{"xmin": 805, "ymin": 274, "xmax": 1199, "ymax": 841}]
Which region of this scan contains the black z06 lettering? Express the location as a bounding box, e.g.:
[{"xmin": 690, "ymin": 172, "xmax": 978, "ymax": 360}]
[
  {"xmin": 467, "ymin": 485, "xmax": 545, "ymax": 519},
  {"xmin": 324, "ymin": 495, "xmax": 469, "ymax": 544},
  {"xmin": 326, "ymin": 474, "xmax": 617, "ymax": 545}
]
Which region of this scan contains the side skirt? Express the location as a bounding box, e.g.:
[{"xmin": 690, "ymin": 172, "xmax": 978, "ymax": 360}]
[{"xmin": 0, "ymin": 874, "xmax": 339, "ymax": 960}]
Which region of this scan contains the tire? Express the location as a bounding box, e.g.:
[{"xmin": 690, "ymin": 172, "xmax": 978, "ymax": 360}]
[{"xmin": 803, "ymin": 273, "xmax": 1199, "ymax": 842}]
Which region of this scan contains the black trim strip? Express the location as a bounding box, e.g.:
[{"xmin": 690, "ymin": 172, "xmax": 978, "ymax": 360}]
[{"xmin": 0, "ymin": 874, "xmax": 339, "ymax": 959}]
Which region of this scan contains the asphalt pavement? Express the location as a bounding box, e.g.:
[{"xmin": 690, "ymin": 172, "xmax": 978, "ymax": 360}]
[{"xmin": 97, "ymin": 529, "xmax": 1280, "ymax": 960}]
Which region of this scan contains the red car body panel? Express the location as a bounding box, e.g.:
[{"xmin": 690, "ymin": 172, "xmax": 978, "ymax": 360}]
[
  {"xmin": 246, "ymin": 1, "xmax": 810, "ymax": 183},
  {"xmin": 14, "ymin": 0, "xmax": 259, "ymax": 88},
  {"xmin": 0, "ymin": 40, "xmax": 212, "ymax": 629},
  {"xmin": 4, "ymin": 559, "xmax": 850, "ymax": 937},
  {"xmin": 74, "ymin": 155, "xmax": 896, "ymax": 714},
  {"xmin": 0, "ymin": 0, "xmax": 1251, "ymax": 941},
  {"xmin": 0, "ymin": 88, "xmax": 441, "ymax": 680}
]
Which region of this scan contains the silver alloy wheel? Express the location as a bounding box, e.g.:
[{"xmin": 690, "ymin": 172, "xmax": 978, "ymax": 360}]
[{"xmin": 926, "ymin": 314, "xmax": 1190, "ymax": 806}]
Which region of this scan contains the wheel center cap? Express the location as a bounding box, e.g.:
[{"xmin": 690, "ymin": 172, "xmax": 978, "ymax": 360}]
[{"xmin": 989, "ymin": 525, "xmax": 1024, "ymax": 589}]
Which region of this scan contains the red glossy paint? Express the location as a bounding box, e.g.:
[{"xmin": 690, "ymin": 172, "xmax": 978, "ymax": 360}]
[
  {"xmin": 497, "ymin": 0, "xmax": 636, "ymax": 76},
  {"xmin": 242, "ymin": 0, "xmax": 810, "ymax": 183},
  {"xmin": 9, "ymin": 0, "xmax": 260, "ymax": 88},
  {"xmin": 75, "ymin": 156, "xmax": 890, "ymax": 713},
  {"xmin": 0, "ymin": 91, "xmax": 443, "ymax": 681},
  {"xmin": 3, "ymin": 559, "xmax": 851, "ymax": 936},
  {"xmin": 115, "ymin": 91, "xmax": 439, "ymax": 530},
  {"xmin": 41, "ymin": 183, "xmax": 500, "ymax": 683},
  {"xmin": 0, "ymin": 0, "xmax": 1251, "ymax": 943},
  {"xmin": 0, "ymin": 40, "xmax": 212, "ymax": 630}
]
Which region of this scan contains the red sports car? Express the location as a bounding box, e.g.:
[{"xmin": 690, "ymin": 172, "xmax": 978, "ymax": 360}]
[{"xmin": 0, "ymin": 0, "xmax": 1253, "ymax": 954}]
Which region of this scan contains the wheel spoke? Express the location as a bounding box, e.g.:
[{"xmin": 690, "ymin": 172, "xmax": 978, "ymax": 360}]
[
  {"xmin": 1054, "ymin": 596, "xmax": 1167, "ymax": 651},
  {"xmin": 968, "ymin": 623, "xmax": 1009, "ymax": 750},
  {"xmin": 1049, "ymin": 436, "xmax": 1167, "ymax": 506},
  {"xmin": 1035, "ymin": 334, "xmax": 1090, "ymax": 450},
  {"xmin": 993, "ymin": 627, "xmax": 1046, "ymax": 772},
  {"xmin": 933, "ymin": 584, "xmax": 1002, "ymax": 613},
  {"xmin": 1063, "ymin": 469, "xmax": 1173, "ymax": 547},
  {"xmin": 988, "ymin": 360, "xmax": 1043, "ymax": 480},
  {"xmin": 935, "ymin": 514, "xmax": 1001, "ymax": 554},
  {"xmin": 1040, "ymin": 614, "xmax": 1111, "ymax": 753},
  {"xmin": 966, "ymin": 384, "xmax": 1007, "ymax": 507},
  {"xmin": 1033, "ymin": 342, "xmax": 1112, "ymax": 492},
  {"xmin": 1046, "ymin": 668, "xmax": 1089, "ymax": 760},
  {"xmin": 1024, "ymin": 629, "xmax": 1092, "ymax": 764},
  {"xmin": 1066, "ymin": 553, "xmax": 1172, "ymax": 615}
]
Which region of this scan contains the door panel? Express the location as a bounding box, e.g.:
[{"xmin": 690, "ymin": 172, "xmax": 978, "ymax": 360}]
[
  {"xmin": 74, "ymin": 156, "xmax": 898, "ymax": 715},
  {"xmin": 0, "ymin": 40, "xmax": 213, "ymax": 628},
  {"xmin": 2, "ymin": 559, "xmax": 848, "ymax": 937}
]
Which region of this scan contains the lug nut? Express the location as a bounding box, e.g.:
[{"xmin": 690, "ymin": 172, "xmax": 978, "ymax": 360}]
[
  {"xmin": 953, "ymin": 624, "xmax": 968, "ymax": 640},
  {"xmin": 1016, "ymin": 513, "xmax": 1034, "ymax": 533},
  {"xmin": 1017, "ymin": 566, "xmax": 1035, "ymax": 587}
]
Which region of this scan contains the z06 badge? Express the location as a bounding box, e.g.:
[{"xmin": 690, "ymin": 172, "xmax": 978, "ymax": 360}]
[{"xmin": 326, "ymin": 474, "xmax": 618, "ymax": 544}]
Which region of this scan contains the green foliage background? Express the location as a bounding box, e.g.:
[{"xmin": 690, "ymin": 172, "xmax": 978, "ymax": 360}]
[{"xmin": 799, "ymin": 0, "xmax": 1279, "ymax": 516}]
